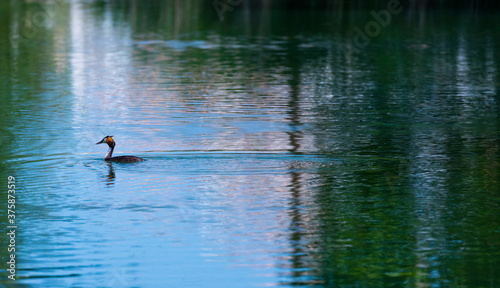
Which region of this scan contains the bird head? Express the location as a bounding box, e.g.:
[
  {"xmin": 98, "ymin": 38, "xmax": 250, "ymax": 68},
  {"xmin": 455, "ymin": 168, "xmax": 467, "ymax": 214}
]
[{"xmin": 96, "ymin": 136, "xmax": 115, "ymax": 148}]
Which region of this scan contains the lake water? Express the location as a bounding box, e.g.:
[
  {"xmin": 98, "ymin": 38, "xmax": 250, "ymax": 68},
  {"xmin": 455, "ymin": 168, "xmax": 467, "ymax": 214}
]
[{"xmin": 0, "ymin": 1, "xmax": 499, "ymax": 287}]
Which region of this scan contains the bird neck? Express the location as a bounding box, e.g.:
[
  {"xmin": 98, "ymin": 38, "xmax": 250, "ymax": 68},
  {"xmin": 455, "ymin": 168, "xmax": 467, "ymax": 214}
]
[{"xmin": 105, "ymin": 145, "xmax": 114, "ymax": 160}]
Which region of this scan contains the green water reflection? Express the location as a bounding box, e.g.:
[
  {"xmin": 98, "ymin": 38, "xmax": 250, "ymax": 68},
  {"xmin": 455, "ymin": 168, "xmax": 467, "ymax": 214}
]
[{"xmin": 0, "ymin": 1, "xmax": 499, "ymax": 287}]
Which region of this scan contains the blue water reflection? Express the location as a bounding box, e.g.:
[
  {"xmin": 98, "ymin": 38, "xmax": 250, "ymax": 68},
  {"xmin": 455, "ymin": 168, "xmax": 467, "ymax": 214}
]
[
  {"xmin": 14, "ymin": 153, "xmax": 336, "ymax": 287},
  {"xmin": 0, "ymin": 1, "xmax": 499, "ymax": 287}
]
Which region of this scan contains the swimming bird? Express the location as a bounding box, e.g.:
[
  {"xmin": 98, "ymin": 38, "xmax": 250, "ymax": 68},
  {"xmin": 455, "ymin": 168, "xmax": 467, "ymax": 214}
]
[{"xmin": 96, "ymin": 136, "xmax": 145, "ymax": 162}]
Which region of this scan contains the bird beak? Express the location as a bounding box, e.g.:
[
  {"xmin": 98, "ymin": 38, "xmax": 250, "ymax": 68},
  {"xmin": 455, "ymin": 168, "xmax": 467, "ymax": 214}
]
[{"xmin": 96, "ymin": 139, "xmax": 104, "ymax": 145}]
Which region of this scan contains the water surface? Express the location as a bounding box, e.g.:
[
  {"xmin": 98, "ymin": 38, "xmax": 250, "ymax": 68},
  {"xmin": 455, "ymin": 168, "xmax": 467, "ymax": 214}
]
[{"xmin": 0, "ymin": 1, "xmax": 499, "ymax": 287}]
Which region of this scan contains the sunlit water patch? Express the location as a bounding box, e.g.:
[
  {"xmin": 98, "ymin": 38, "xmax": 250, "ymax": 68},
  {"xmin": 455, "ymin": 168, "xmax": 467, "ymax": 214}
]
[{"xmin": 10, "ymin": 152, "xmax": 343, "ymax": 287}]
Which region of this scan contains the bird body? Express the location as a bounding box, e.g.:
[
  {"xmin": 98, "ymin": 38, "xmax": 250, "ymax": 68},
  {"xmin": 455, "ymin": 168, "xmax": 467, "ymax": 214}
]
[{"xmin": 96, "ymin": 136, "xmax": 145, "ymax": 162}]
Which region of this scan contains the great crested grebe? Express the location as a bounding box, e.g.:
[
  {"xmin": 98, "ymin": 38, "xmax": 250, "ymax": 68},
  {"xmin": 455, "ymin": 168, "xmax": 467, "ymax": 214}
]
[{"xmin": 96, "ymin": 136, "xmax": 145, "ymax": 162}]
